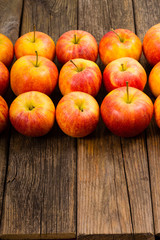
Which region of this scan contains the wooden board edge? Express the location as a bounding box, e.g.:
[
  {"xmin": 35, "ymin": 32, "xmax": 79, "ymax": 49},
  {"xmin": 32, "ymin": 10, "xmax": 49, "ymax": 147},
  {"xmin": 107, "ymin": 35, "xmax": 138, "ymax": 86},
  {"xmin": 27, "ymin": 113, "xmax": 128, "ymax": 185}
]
[
  {"xmin": 77, "ymin": 233, "xmax": 155, "ymax": 240},
  {"xmin": 0, "ymin": 232, "xmax": 76, "ymax": 239}
]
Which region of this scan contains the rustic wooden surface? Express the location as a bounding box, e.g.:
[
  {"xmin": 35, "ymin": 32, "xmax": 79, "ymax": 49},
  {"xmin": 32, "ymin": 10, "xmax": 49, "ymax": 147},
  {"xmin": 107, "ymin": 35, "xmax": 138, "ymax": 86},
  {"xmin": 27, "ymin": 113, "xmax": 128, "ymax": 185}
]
[{"xmin": 0, "ymin": 0, "xmax": 160, "ymax": 239}]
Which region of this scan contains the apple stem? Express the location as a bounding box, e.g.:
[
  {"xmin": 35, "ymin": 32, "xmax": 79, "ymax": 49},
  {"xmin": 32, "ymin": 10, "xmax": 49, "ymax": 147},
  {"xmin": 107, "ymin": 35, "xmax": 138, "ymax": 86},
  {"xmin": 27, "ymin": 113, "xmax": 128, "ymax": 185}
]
[
  {"xmin": 111, "ymin": 28, "xmax": 123, "ymax": 42},
  {"xmin": 74, "ymin": 34, "xmax": 78, "ymax": 44},
  {"xmin": 70, "ymin": 59, "xmax": 79, "ymax": 72},
  {"xmin": 126, "ymin": 81, "xmax": 129, "ymax": 103},
  {"xmin": 79, "ymin": 107, "xmax": 83, "ymax": 112},
  {"xmin": 35, "ymin": 51, "xmax": 38, "ymax": 67},
  {"xmin": 121, "ymin": 63, "xmax": 125, "ymax": 71},
  {"xmin": 33, "ymin": 24, "xmax": 36, "ymax": 42},
  {"xmin": 29, "ymin": 105, "xmax": 35, "ymax": 111}
]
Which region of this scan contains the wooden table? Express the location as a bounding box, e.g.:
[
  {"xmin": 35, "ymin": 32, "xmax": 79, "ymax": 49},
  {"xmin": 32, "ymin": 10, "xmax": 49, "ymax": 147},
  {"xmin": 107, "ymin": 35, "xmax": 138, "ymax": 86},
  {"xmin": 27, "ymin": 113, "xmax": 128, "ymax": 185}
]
[{"xmin": 0, "ymin": 0, "xmax": 160, "ymax": 239}]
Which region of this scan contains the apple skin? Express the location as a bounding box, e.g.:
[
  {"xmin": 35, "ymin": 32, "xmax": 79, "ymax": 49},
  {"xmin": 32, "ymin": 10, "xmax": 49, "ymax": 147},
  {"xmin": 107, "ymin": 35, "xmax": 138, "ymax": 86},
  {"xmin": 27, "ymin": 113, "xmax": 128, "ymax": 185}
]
[
  {"xmin": 56, "ymin": 91, "xmax": 99, "ymax": 137},
  {"xmin": 9, "ymin": 91, "xmax": 55, "ymax": 137},
  {"xmin": 154, "ymin": 95, "xmax": 160, "ymax": 128},
  {"xmin": 0, "ymin": 33, "xmax": 14, "ymax": 67},
  {"xmin": 0, "ymin": 61, "xmax": 10, "ymax": 96},
  {"xmin": 103, "ymin": 57, "xmax": 147, "ymax": 92},
  {"xmin": 10, "ymin": 55, "xmax": 59, "ymax": 96},
  {"xmin": 100, "ymin": 87, "xmax": 153, "ymax": 137},
  {"xmin": 99, "ymin": 29, "xmax": 142, "ymax": 66},
  {"xmin": 0, "ymin": 96, "xmax": 9, "ymax": 133},
  {"xmin": 14, "ymin": 31, "xmax": 55, "ymax": 60},
  {"xmin": 56, "ymin": 30, "xmax": 98, "ymax": 64},
  {"xmin": 59, "ymin": 58, "xmax": 102, "ymax": 97},
  {"xmin": 148, "ymin": 61, "xmax": 160, "ymax": 98},
  {"xmin": 143, "ymin": 23, "xmax": 160, "ymax": 66}
]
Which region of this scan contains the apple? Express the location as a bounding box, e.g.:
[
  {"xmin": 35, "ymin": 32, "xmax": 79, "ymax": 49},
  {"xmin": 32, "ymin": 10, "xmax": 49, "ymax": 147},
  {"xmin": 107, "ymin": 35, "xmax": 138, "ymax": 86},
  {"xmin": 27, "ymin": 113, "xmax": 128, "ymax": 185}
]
[
  {"xmin": 9, "ymin": 91, "xmax": 55, "ymax": 137},
  {"xmin": 14, "ymin": 28, "xmax": 55, "ymax": 61},
  {"xmin": 59, "ymin": 58, "xmax": 102, "ymax": 97},
  {"xmin": 100, "ymin": 84, "xmax": 153, "ymax": 137},
  {"xmin": 0, "ymin": 61, "xmax": 10, "ymax": 96},
  {"xmin": 99, "ymin": 28, "xmax": 142, "ymax": 66},
  {"xmin": 143, "ymin": 23, "xmax": 160, "ymax": 66},
  {"xmin": 56, "ymin": 91, "xmax": 99, "ymax": 137},
  {"xmin": 103, "ymin": 57, "xmax": 147, "ymax": 92},
  {"xmin": 10, "ymin": 51, "xmax": 58, "ymax": 96},
  {"xmin": 56, "ymin": 30, "xmax": 98, "ymax": 64},
  {"xmin": 0, "ymin": 96, "xmax": 8, "ymax": 133},
  {"xmin": 0, "ymin": 33, "xmax": 14, "ymax": 67},
  {"xmin": 148, "ymin": 61, "xmax": 160, "ymax": 97},
  {"xmin": 154, "ymin": 95, "xmax": 160, "ymax": 128}
]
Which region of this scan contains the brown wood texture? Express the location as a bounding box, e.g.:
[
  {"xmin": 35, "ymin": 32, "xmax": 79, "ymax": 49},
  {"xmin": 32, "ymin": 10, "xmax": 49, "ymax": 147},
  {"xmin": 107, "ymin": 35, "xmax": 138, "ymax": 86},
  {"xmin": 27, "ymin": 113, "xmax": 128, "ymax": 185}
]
[
  {"xmin": 77, "ymin": 0, "xmax": 139, "ymax": 239},
  {"xmin": 0, "ymin": 0, "xmax": 77, "ymax": 239},
  {"xmin": 121, "ymin": 136, "xmax": 154, "ymax": 240},
  {"xmin": 0, "ymin": 130, "xmax": 9, "ymax": 224},
  {"xmin": 133, "ymin": 0, "xmax": 160, "ymax": 238},
  {"xmin": 77, "ymin": 0, "xmax": 154, "ymax": 240},
  {"xmin": 0, "ymin": 0, "xmax": 23, "ymax": 228}
]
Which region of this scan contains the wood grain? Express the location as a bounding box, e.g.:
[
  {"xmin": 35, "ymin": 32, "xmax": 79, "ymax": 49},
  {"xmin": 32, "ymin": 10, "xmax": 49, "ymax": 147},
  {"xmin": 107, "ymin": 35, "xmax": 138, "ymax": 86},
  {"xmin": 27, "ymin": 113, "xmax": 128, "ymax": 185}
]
[
  {"xmin": 77, "ymin": 0, "xmax": 135, "ymax": 239},
  {"xmin": 77, "ymin": 131, "xmax": 133, "ymax": 239},
  {"xmin": 121, "ymin": 136, "xmax": 154, "ymax": 239},
  {"xmin": 133, "ymin": 0, "xmax": 160, "ymax": 237},
  {"xmin": 118, "ymin": 0, "xmax": 155, "ymax": 237},
  {"xmin": 0, "ymin": 129, "xmax": 9, "ymax": 224},
  {"xmin": 0, "ymin": 0, "xmax": 23, "ymax": 228},
  {"xmin": 0, "ymin": 0, "xmax": 77, "ymax": 239},
  {"xmin": 0, "ymin": 0, "xmax": 23, "ymax": 44}
]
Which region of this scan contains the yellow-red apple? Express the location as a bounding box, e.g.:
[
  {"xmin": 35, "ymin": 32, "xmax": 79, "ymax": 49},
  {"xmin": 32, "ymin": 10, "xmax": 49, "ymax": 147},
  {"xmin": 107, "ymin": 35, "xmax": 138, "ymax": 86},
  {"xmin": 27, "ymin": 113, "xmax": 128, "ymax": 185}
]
[
  {"xmin": 10, "ymin": 53, "xmax": 58, "ymax": 96},
  {"xmin": 0, "ymin": 61, "xmax": 10, "ymax": 95},
  {"xmin": 100, "ymin": 85, "xmax": 153, "ymax": 137},
  {"xmin": 56, "ymin": 91, "xmax": 99, "ymax": 137},
  {"xmin": 0, "ymin": 33, "xmax": 14, "ymax": 67},
  {"xmin": 56, "ymin": 30, "xmax": 98, "ymax": 64},
  {"xmin": 154, "ymin": 95, "xmax": 160, "ymax": 128},
  {"xmin": 149, "ymin": 61, "xmax": 160, "ymax": 97},
  {"xmin": 143, "ymin": 23, "xmax": 160, "ymax": 66},
  {"xmin": 9, "ymin": 91, "xmax": 55, "ymax": 137},
  {"xmin": 103, "ymin": 57, "xmax": 147, "ymax": 92},
  {"xmin": 59, "ymin": 58, "xmax": 102, "ymax": 97},
  {"xmin": 99, "ymin": 29, "xmax": 142, "ymax": 66},
  {"xmin": 14, "ymin": 31, "xmax": 55, "ymax": 60},
  {"xmin": 0, "ymin": 96, "xmax": 8, "ymax": 133}
]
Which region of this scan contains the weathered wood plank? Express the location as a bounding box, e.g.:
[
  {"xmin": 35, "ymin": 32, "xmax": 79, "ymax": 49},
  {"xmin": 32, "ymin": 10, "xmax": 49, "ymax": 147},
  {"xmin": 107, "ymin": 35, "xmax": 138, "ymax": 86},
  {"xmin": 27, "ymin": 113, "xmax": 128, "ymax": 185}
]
[
  {"xmin": 121, "ymin": 136, "xmax": 154, "ymax": 240},
  {"xmin": 0, "ymin": 0, "xmax": 23, "ymax": 43},
  {"xmin": 133, "ymin": 0, "xmax": 160, "ymax": 238},
  {"xmin": 0, "ymin": 0, "xmax": 23, "ymax": 226},
  {"xmin": 118, "ymin": 0, "xmax": 155, "ymax": 237},
  {"xmin": 77, "ymin": 132, "xmax": 133, "ymax": 240},
  {"xmin": 77, "ymin": 0, "xmax": 135, "ymax": 239},
  {"xmin": 0, "ymin": 130, "xmax": 9, "ymax": 223},
  {"xmin": 0, "ymin": 0, "xmax": 77, "ymax": 239}
]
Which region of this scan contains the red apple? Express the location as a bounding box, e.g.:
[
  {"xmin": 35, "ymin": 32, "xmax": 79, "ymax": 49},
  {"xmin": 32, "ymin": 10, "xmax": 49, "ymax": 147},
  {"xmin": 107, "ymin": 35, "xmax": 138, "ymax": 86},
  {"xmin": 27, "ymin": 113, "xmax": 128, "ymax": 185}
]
[
  {"xmin": 100, "ymin": 85, "xmax": 153, "ymax": 137},
  {"xmin": 10, "ymin": 52, "xmax": 58, "ymax": 96},
  {"xmin": 0, "ymin": 61, "xmax": 10, "ymax": 95},
  {"xmin": 14, "ymin": 30, "xmax": 55, "ymax": 61},
  {"xmin": 9, "ymin": 91, "xmax": 55, "ymax": 137},
  {"xmin": 154, "ymin": 95, "xmax": 160, "ymax": 128},
  {"xmin": 99, "ymin": 29, "xmax": 142, "ymax": 66},
  {"xmin": 0, "ymin": 33, "xmax": 14, "ymax": 67},
  {"xmin": 148, "ymin": 61, "xmax": 160, "ymax": 97},
  {"xmin": 143, "ymin": 23, "xmax": 160, "ymax": 66},
  {"xmin": 56, "ymin": 91, "xmax": 99, "ymax": 137},
  {"xmin": 103, "ymin": 57, "xmax": 147, "ymax": 92},
  {"xmin": 56, "ymin": 30, "xmax": 98, "ymax": 64},
  {"xmin": 0, "ymin": 96, "xmax": 8, "ymax": 133},
  {"xmin": 59, "ymin": 58, "xmax": 102, "ymax": 97}
]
